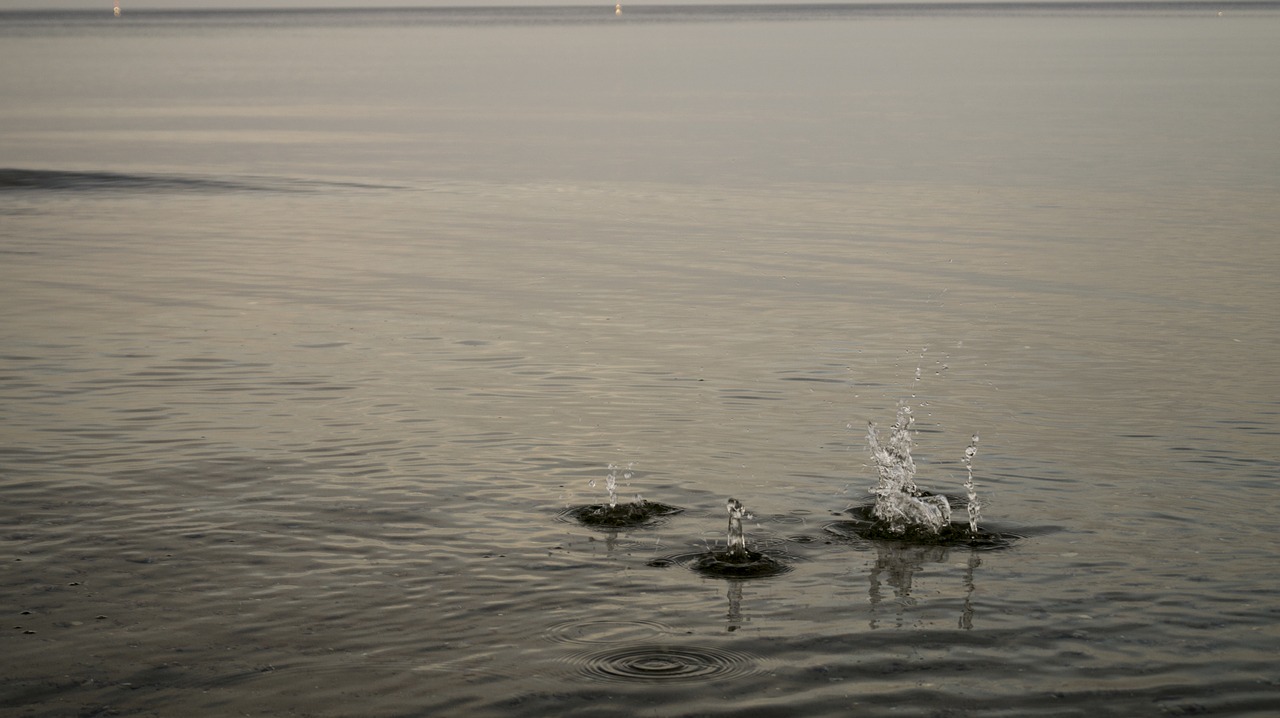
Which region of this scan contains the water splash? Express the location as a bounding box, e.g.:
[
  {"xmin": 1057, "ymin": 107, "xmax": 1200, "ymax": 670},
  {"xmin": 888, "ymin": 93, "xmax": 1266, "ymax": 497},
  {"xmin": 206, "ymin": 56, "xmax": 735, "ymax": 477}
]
[
  {"xmin": 845, "ymin": 402, "xmax": 1017, "ymax": 547},
  {"xmin": 606, "ymin": 462, "xmax": 628, "ymax": 508},
  {"xmin": 587, "ymin": 462, "xmax": 631, "ymax": 509},
  {"xmin": 963, "ymin": 433, "xmax": 981, "ymax": 534},
  {"xmin": 724, "ymin": 498, "xmax": 751, "ymax": 562},
  {"xmin": 687, "ymin": 498, "xmax": 791, "ymax": 578},
  {"xmin": 867, "ymin": 403, "xmax": 952, "ymax": 536},
  {"xmin": 564, "ymin": 463, "xmax": 681, "ymax": 529}
]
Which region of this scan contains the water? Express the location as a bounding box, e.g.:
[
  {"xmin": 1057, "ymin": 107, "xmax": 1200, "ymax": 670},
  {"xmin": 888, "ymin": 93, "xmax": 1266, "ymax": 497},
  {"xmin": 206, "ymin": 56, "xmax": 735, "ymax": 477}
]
[
  {"xmin": 963, "ymin": 432, "xmax": 981, "ymax": 533},
  {"xmin": 3, "ymin": 3, "xmax": 1280, "ymax": 716},
  {"xmin": 564, "ymin": 463, "xmax": 682, "ymax": 527},
  {"xmin": 868, "ymin": 403, "xmax": 952, "ymax": 535},
  {"xmin": 725, "ymin": 498, "xmax": 751, "ymax": 561},
  {"xmin": 683, "ymin": 497, "xmax": 791, "ymax": 578},
  {"xmin": 837, "ymin": 401, "xmax": 1010, "ymax": 545}
]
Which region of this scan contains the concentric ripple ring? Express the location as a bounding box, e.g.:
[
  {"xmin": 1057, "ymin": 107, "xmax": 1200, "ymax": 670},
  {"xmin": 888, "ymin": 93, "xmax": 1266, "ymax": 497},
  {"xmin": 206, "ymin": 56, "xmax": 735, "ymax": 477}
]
[
  {"xmin": 544, "ymin": 619, "xmax": 675, "ymax": 645},
  {"xmin": 571, "ymin": 644, "xmax": 757, "ymax": 683}
]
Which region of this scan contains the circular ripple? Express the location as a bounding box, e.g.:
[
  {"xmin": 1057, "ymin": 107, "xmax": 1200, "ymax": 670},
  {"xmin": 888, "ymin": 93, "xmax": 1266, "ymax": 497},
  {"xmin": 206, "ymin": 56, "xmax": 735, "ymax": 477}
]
[
  {"xmin": 690, "ymin": 550, "xmax": 793, "ymax": 579},
  {"xmin": 657, "ymin": 550, "xmax": 794, "ymax": 579},
  {"xmin": 764, "ymin": 514, "xmax": 807, "ymax": 525},
  {"xmin": 545, "ymin": 619, "xmax": 675, "ymax": 645},
  {"xmin": 558, "ymin": 501, "xmax": 683, "ymax": 529},
  {"xmin": 571, "ymin": 644, "xmax": 756, "ymax": 683}
]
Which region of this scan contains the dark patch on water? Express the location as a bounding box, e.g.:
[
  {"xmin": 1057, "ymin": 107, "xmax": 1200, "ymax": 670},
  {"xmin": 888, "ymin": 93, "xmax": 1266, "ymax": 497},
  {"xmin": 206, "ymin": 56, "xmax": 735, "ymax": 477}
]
[
  {"xmin": 825, "ymin": 503, "xmax": 1022, "ymax": 549},
  {"xmin": 689, "ymin": 549, "xmax": 792, "ymax": 579},
  {"xmin": 560, "ymin": 501, "xmax": 683, "ymax": 529},
  {"xmin": 0, "ymin": 168, "xmax": 401, "ymax": 195},
  {"xmin": 653, "ymin": 549, "xmax": 796, "ymax": 579}
]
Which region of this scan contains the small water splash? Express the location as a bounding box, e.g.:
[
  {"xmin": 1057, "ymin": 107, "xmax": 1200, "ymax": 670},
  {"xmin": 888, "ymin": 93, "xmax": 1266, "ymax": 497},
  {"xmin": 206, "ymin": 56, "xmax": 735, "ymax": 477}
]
[
  {"xmin": 563, "ymin": 463, "xmax": 682, "ymax": 529},
  {"xmin": 587, "ymin": 462, "xmax": 630, "ymax": 509},
  {"xmin": 688, "ymin": 498, "xmax": 790, "ymax": 578},
  {"xmin": 606, "ymin": 462, "xmax": 624, "ymax": 508}
]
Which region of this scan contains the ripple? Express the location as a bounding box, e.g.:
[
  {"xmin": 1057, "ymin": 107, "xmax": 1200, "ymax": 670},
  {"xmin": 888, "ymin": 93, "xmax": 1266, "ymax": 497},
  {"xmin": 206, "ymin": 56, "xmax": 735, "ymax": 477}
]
[
  {"xmin": 544, "ymin": 619, "xmax": 676, "ymax": 645},
  {"xmin": 557, "ymin": 501, "xmax": 683, "ymax": 529},
  {"xmin": 570, "ymin": 644, "xmax": 756, "ymax": 683},
  {"xmin": 763, "ymin": 514, "xmax": 808, "ymax": 525},
  {"xmin": 659, "ymin": 550, "xmax": 795, "ymax": 579}
]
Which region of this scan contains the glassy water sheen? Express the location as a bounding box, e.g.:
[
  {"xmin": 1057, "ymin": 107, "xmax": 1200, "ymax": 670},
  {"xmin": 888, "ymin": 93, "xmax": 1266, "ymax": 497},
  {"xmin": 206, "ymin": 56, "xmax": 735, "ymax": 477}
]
[{"xmin": 3, "ymin": 4, "xmax": 1280, "ymax": 716}]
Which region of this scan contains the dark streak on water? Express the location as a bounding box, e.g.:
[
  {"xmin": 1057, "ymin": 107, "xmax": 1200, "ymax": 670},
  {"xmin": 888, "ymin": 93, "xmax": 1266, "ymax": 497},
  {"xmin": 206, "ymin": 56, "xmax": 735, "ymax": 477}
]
[{"xmin": 0, "ymin": 168, "xmax": 403, "ymax": 194}]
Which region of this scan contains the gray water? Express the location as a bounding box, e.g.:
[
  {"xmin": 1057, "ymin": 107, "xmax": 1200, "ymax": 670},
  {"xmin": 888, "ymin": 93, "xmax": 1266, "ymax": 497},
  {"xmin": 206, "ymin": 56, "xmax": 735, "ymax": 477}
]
[{"xmin": 3, "ymin": 4, "xmax": 1280, "ymax": 716}]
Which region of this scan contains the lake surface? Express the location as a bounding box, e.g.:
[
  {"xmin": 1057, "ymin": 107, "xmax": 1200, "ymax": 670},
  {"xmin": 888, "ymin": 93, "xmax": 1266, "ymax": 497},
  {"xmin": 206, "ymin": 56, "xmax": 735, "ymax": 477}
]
[{"xmin": 3, "ymin": 3, "xmax": 1279, "ymax": 716}]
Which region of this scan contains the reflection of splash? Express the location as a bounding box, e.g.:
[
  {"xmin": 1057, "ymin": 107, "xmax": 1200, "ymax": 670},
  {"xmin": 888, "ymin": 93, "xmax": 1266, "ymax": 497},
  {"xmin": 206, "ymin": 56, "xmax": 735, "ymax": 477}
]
[
  {"xmin": 725, "ymin": 580, "xmax": 745, "ymax": 631},
  {"xmin": 587, "ymin": 528, "xmax": 624, "ymax": 557},
  {"xmin": 867, "ymin": 542, "xmax": 982, "ymax": 630},
  {"xmin": 959, "ymin": 549, "xmax": 980, "ymax": 630}
]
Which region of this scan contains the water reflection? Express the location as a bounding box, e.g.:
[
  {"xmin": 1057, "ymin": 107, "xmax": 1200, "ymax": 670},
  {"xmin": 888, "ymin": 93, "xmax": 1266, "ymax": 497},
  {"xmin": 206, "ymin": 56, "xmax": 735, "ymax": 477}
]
[
  {"xmin": 867, "ymin": 543, "xmax": 982, "ymax": 630},
  {"xmin": 589, "ymin": 529, "xmax": 624, "ymax": 557},
  {"xmin": 725, "ymin": 580, "xmax": 746, "ymax": 632}
]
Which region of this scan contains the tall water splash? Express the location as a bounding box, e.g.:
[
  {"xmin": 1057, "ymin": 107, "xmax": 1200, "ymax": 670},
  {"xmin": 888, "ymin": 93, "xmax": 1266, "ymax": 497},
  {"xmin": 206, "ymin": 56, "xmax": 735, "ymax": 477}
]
[
  {"xmin": 963, "ymin": 434, "xmax": 980, "ymax": 534},
  {"xmin": 683, "ymin": 497, "xmax": 790, "ymax": 578},
  {"xmin": 867, "ymin": 402, "xmax": 951, "ymax": 536},
  {"xmin": 724, "ymin": 498, "xmax": 751, "ymax": 562},
  {"xmin": 828, "ymin": 403, "xmax": 1016, "ymax": 548},
  {"xmin": 606, "ymin": 463, "xmax": 624, "ymax": 509}
]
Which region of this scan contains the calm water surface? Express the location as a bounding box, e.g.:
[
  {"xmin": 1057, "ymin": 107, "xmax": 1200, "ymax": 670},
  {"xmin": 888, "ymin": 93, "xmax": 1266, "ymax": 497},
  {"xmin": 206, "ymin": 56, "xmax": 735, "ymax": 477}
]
[{"xmin": 2, "ymin": 4, "xmax": 1279, "ymax": 716}]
